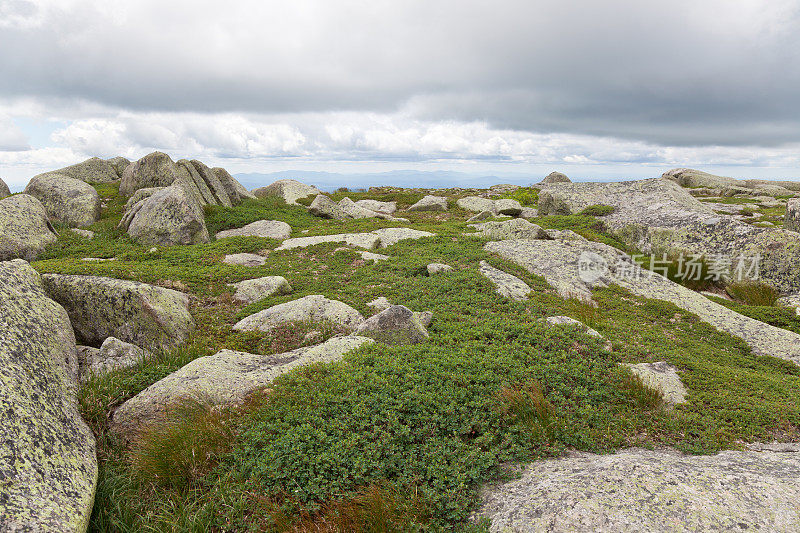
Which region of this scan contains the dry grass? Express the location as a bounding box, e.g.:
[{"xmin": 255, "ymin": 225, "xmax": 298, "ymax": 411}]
[
  {"xmin": 725, "ymin": 281, "xmax": 780, "ymax": 307},
  {"xmin": 497, "ymin": 381, "xmax": 557, "ymax": 442},
  {"xmin": 612, "ymin": 368, "xmax": 665, "ymax": 411}
]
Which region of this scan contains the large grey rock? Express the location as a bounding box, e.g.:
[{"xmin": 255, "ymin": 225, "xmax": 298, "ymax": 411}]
[
  {"xmin": 123, "ymin": 184, "xmax": 210, "ymax": 246},
  {"xmin": 354, "ymin": 305, "xmax": 429, "ymax": 345},
  {"xmin": 78, "ymin": 337, "xmax": 150, "ymax": 382},
  {"xmin": 309, "ymin": 194, "xmax": 350, "ymax": 220},
  {"xmin": 539, "ymin": 171, "xmax": 571, "ymax": 184},
  {"xmin": 355, "ymin": 199, "xmax": 396, "ymax": 214},
  {"xmin": 120, "ymin": 152, "xmax": 236, "ymax": 207},
  {"xmin": 35, "ymin": 157, "xmax": 119, "ymax": 184},
  {"xmin": 479, "ymin": 261, "xmax": 531, "ymax": 301},
  {"xmin": 494, "ymin": 198, "xmax": 523, "ymax": 216},
  {"xmin": 407, "ymin": 195, "xmax": 448, "ymax": 211},
  {"xmin": 120, "ymin": 151, "xmax": 182, "ymax": 197},
  {"xmin": 215, "ymin": 220, "xmax": 291, "ymax": 240},
  {"xmin": 231, "ymin": 276, "xmax": 292, "ymax": 303},
  {"xmin": 476, "ymin": 446, "xmax": 800, "ymax": 532},
  {"xmin": 0, "ymin": 177, "xmax": 10, "ymax": 198},
  {"xmin": 622, "ymin": 361, "xmax": 687, "ymax": 405},
  {"xmin": 123, "ymin": 187, "xmax": 163, "ymax": 211},
  {"xmin": 0, "ymin": 260, "xmax": 96, "ymax": 532},
  {"xmin": 252, "ymin": 179, "xmax": 321, "ymax": 205},
  {"xmin": 662, "ymin": 168, "xmax": 741, "ymax": 189},
  {"xmin": 457, "ymin": 196, "xmax": 497, "ymax": 213},
  {"xmin": 212, "ymin": 167, "xmax": 255, "ymax": 205},
  {"xmin": 24, "ymin": 173, "xmax": 101, "ymax": 227},
  {"xmin": 371, "ymin": 227, "xmax": 435, "ymax": 247},
  {"xmin": 786, "ymin": 198, "xmax": 800, "ymax": 233},
  {"xmin": 471, "ymin": 218, "xmax": 549, "ymax": 240},
  {"xmin": 42, "ymin": 273, "xmax": 194, "ymax": 352},
  {"xmin": 0, "ymin": 194, "xmax": 57, "ymax": 260},
  {"xmin": 338, "ymin": 197, "xmax": 396, "ymax": 219},
  {"xmin": 105, "ymin": 156, "xmax": 131, "ymax": 178},
  {"xmin": 110, "ymin": 335, "xmax": 373, "ymax": 436},
  {"xmin": 485, "ymin": 239, "xmax": 800, "ymax": 365},
  {"xmin": 537, "ymin": 178, "xmax": 800, "ymax": 293},
  {"xmin": 233, "ymin": 295, "xmax": 364, "ymax": 332}
]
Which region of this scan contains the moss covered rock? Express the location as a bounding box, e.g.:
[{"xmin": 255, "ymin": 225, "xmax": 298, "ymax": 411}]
[
  {"xmin": 252, "ymin": 178, "xmax": 321, "ymax": 205},
  {"xmin": 110, "ymin": 335, "xmax": 373, "ymax": 436},
  {"xmin": 34, "ymin": 157, "xmax": 120, "ymax": 184},
  {"xmin": 24, "ymin": 173, "xmax": 101, "ymax": 227},
  {"xmin": 212, "ymin": 167, "xmax": 255, "ymax": 204},
  {"xmin": 124, "ymin": 185, "xmax": 210, "ymax": 246},
  {"xmin": 42, "ymin": 273, "xmax": 195, "ymax": 352},
  {"xmin": 0, "ymin": 177, "xmax": 10, "ymax": 199},
  {"xmin": 477, "ymin": 446, "xmax": 800, "ymax": 531},
  {"xmin": 105, "ymin": 156, "xmax": 131, "ymax": 178},
  {"xmin": 0, "ymin": 194, "xmax": 57, "ymax": 260},
  {"xmin": 0, "ymin": 260, "xmax": 96, "ymax": 532},
  {"xmin": 233, "ymin": 295, "xmax": 364, "ymax": 332}
]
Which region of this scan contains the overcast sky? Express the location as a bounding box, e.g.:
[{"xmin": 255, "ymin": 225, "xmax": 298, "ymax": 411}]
[{"xmin": 1, "ymin": 0, "xmax": 800, "ymax": 188}]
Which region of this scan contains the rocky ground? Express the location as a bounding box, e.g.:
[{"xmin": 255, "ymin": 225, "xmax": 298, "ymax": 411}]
[{"xmin": 1, "ymin": 159, "xmax": 800, "ymax": 532}]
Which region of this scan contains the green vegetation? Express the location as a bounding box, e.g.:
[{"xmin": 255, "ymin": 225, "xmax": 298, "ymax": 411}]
[
  {"xmin": 28, "ymin": 189, "xmax": 800, "ymax": 531},
  {"xmin": 503, "ymin": 187, "xmax": 538, "ymax": 206},
  {"xmin": 725, "ymin": 281, "xmax": 780, "ymax": 307},
  {"xmin": 579, "ymin": 205, "xmax": 616, "ymax": 217}
]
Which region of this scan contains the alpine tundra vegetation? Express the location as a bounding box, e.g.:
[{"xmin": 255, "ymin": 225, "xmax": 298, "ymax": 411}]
[{"xmin": 2, "ymin": 155, "xmax": 800, "ymax": 532}]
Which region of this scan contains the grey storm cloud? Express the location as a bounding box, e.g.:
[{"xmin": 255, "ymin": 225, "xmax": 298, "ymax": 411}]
[{"xmin": 1, "ymin": 0, "xmax": 799, "ymax": 147}]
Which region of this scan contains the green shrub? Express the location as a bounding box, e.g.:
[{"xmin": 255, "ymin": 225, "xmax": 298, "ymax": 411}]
[
  {"xmin": 505, "ymin": 187, "xmax": 539, "ymax": 206},
  {"xmin": 725, "ymin": 281, "xmax": 779, "ymax": 307},
  {"xmin": 580, "ymin": 205, "xmax": 616, "ymax": 217}
]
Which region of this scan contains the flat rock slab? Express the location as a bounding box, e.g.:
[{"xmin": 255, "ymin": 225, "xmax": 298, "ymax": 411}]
[
  {"xmin": 223, "ymin": 253, "xmax": 267, "ymax": 267},
  {"xmin": 276, "ymin": 228, "xmax": 433, "ymax": 250},
  {"xmin": 485, "ymin": 239, "xmax": 800, "ymax": 365},
  {"xmin": 0, "ymin": 260, "xmax": 97, "ymax": 532},
  {"xmin": 230, "ymin": 276, "xmax": 292, "ymax": 303},
  {"xmin": 42, "ymin": 273, "xmax": 194, "ymax": 353},
  {"xmin": 476, "ymin": 447, "xmax": 800, "ymax": 532},
  {"xmin": 111, "ymin": 335, "xmax": 373, "ymax": 436},
  {"xmin": 478, "ymin": 261, "xmax": 531, "ymax": 301},
  {"xmin": 233, "ymin": 294, "xmax": 364, "ymax": 332},
  {"xmin": 215, "ymin": 220, "xmax": 291, "ymax": 240}
]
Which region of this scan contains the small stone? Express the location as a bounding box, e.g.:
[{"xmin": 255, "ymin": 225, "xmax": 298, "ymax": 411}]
[
  {"xmin": 354, "ymin": 305, "xmax": 429, "ymax": 345},
  {"xmin": 361, "ymin": 251, "xmax": 390, "ymax": 262},
  {"xmin": 70, "ymin": 228, "xmax": 94, "ymax": 239},
  {"xmin": 223, "ymin": 253, "xmax": 267, "ymax": 267},
  {"xmin": 215, "ymin": 220, "xmax": 291, "ymax": 240},
  {"xmin": 494, "ymin": 198, "xmax": 523, "ymax": 216},
  {"xmin": 467, "ymin": 210, "xmax": 494, "ymax": 222},
  {"xmin": 427, "ymin": 263, "xmax": 453, "ymax": 275},
  {"xmin": 367, "ymin": 297, "xmax": 392, "ymax": 312},
  {"xmin": 309, "ymin": 194, "xmax": 350, "ymax": 220},
  {"xmin": 479, "ymin": 261, "xmax": 531, "ymax": 301},
  {"xmin": 230, "ymin": 276, "xmax": 292, "ymax": 303}
]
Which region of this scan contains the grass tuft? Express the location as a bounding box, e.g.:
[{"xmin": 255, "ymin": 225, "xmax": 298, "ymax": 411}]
[
  {"xmin": 725, "ymin": 281, "xmax": 780, "ymax": 307},
  {"xmin": 497, "ymin": 381, "xmax": 558, "ymax": 443},
  {"xmin": 612, "ymin": 368, "xmax": 665, "ymax": 411}
]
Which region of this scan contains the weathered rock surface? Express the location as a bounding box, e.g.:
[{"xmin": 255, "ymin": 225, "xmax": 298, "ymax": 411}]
[
  {"xmin": 0, "ymin": 194, "xmax": 57, "ymax": 260},
  {"xmin": 407, "ymin": 195, "xmax": 448, "ymax": 211},
  {"xmin": 536, "ymin": 178, "xmax": 800, "ymax": 292},
  {"xmin": 361, "ymin": 251, "xmax": 390, "ymax": 262},
  {"xmin": 122, "ymin": 184, "xmax": 210, "ymax": 246},
  {"xmin": 233, "ymin": 295, "xmax": 364, "ymax": 332},
  {"xmin": 212, "ymin": 167, "xmax": 256, "ymax": 204},
  {"xmin": 309, "ymin": 194, "xmax": 349, "ymax": 220},
  {"xmin": 471, "ymin": 218, "xmax": 549, "ymax": 240},
  {"xmin": 664, "ymin": 168, "xmax": 800, "ymax": 197},
  {"xmin": 111, "ymin": 335, "xmax": 373, "ymax": 436},
  {"xmin": 786, "ymin": 198, "xmax": 800, "ymax": 233},
  {"xmin": 231, "ymin": 276, "xmax": 292, "ymax": 303},
  {"xmin": 42, "ymin": 273, "xmax": 194, "ymax": 352},
  {"xmin": 78, "ymin": 337, "xmax": 150, "ymax": 382},
  {"xmin": 540, "ymin": 171, "xmax": 571, "ymax": 184},
  {"xmin": 276, "ymin": 228, "xmax": 433, "ymax": 251},
  {"xmin": 355, "ymin": 199, "xmax": 396, "ymax": 214},
  {"xmin": 120, "ymin": 152, "xmax": 244, "ymax": 206},
  {"xmin": 215, "ymin": 220, "xmax": 291, "ymax": 240},
  {"xmin": 427, "ymin": 262, "xmax": 452, "ymax": 275},
  {"xmin": 338, "ymin": 197, "xmax": 390, "ymax": 219},
  {"xmin": 0, "ymin": 177, "xmax": 10, "ymax": 198},
  {"xmin": 354, "ymin": 305, "xmax": 429, "ymax": 345},
  {"xmin": 662, "ymin": 168, "xmax": 741, "ymax": 189},
  {"xmin": 223, "ymin": 253, "xmax": 267, "ymax": 267},
  {"xmin": 0, "ymin": 260, "xmax": 96, "ymax": 532},
  {"xmin": 367, "ymin": 297, "xmax": 392, "ymax": 312},
  {"xmin": 35, "ymin": 157, "xmax": 120, "ymax": 184},
  {"xmin": 24, "ymin": 173, "xmax": 101, "ymax": 227},
  {"xmin": 484, "ymin": 239, "xmax": 800, "ymax": 365},
  {"xmin": 622, "ymin": 361, "xmax": 687, "ymax": 405},
  {"xmin": 476, "ymin": 446, "xmax": 800, "ymax": 532},
  {"xmin": 479, "ymin": 261, "xmax": 531, "ymax": 301},
  {"xmin": 105, "ymin": 156, "xmax": 131, "ymax": 178},
  {"xmin": 467, "ymin": 210, "xmax": 494, "ymax": 222},
  {"xmin": 252, "ymin": 179, "xmax": 321, "ymax": 205},
  {"xmin": 457, "ymin": 196, "xmax": 497, "ymax": 213}
]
